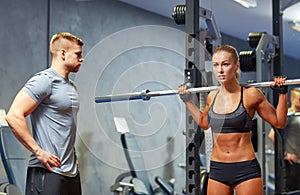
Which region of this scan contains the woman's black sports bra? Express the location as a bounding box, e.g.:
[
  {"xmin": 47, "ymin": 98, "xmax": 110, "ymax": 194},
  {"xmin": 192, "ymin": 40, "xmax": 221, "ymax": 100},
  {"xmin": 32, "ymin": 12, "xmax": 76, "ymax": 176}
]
[{"xmin": 208, "ymin": 87, "xmax": 253, "ymax": 133}]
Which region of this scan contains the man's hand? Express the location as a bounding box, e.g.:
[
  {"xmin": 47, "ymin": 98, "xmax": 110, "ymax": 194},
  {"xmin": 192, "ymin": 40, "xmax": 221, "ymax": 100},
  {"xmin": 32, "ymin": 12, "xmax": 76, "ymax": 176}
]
[
  {"xmin": 35, "ymin": 148, "xmax": 61, "ymax": 172},
  {"xmin": 285, "ymin": 153, "xmax": 298, "ymax": 164}
]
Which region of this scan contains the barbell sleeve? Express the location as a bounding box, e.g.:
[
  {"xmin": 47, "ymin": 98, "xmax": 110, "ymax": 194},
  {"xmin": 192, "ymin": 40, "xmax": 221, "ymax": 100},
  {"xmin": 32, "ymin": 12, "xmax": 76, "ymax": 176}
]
[
  {"xmin": 95, "ymin": 79, "xmax": 300, "ymax": 103},
  {"xmin": 95, "ymin": 89, "xmax": 150, "ymax": 103}
]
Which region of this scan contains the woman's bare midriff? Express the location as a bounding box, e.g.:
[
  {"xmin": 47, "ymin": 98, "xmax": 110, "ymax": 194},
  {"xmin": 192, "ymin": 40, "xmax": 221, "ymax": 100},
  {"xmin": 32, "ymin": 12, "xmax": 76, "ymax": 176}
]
[{"xmin": 211, "ymin": 131, "xmax": 256, "ymax": 162}]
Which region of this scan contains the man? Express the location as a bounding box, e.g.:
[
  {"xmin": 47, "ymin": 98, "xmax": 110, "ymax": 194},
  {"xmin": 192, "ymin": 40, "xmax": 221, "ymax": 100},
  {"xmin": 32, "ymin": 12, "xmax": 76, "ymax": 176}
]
[
  {"xmin": 6, "ymin": 32, "xmax": 84, "ymax": 195},
  {"xmin": 269, "ymin": 87, "xmax": 300, "ymax": 164},
  {"xmin": 268, "ymin": 87, "xmax": 300, "ymax": 192}
]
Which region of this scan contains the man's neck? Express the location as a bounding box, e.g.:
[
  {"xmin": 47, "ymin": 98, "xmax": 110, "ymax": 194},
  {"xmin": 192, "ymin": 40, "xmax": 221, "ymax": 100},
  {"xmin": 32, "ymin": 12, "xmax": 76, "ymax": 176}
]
[{"xmin": 50, "ymin": 64, "xmax": 69, "ymax": 79}]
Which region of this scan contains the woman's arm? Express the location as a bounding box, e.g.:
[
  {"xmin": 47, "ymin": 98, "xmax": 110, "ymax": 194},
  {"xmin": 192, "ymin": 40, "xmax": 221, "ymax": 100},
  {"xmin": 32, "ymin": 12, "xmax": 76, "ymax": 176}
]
[
  {"xmin": 252, "ymin": 87, "xmax": 288, "ymax": 129},
  {"xmin": 185, "ymin": 100, "xmax": 210, "ymax": 129},
  {"xmin": 178, "ymin": 84, "xmax": 211, "ymax": 129}
]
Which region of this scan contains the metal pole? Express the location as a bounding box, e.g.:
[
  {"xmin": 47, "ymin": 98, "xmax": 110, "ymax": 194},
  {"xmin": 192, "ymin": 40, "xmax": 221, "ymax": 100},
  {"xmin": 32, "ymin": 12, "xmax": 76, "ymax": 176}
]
[
  {"xmin": 273, "ymin": 0, "xmax": 284, "ymax": 194},
  {"xmin": 185, "ymin": 0, "xmax": 201, "ymax": 194},
  {"xmin": 46, "ymin": 0, "xmax": 51, "ymax": 68},
  {"xmin": 94, "ymin": 79, "xmax": 300, "ymax": 103}
]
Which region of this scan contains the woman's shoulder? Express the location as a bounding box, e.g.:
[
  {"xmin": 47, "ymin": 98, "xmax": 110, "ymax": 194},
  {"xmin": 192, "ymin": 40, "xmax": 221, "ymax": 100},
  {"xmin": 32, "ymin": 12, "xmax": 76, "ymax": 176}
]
[
  {"xmin": 243, "ymin": 86, "xmax": 264, "ymax": 94},
  {"xmin": 207, "ymin": 89, "xmax": 219, "ymax": 99},
  {"xmin": 243, "ymin": 86, "xmax": 266, "ymax": 103},
  {"xmin": 207, "ymin": 89, "xmax": 219, "ymax": 105},
  {"xmin": 208, "ymin": 89, "xmax": 219, "ymax": 96}
]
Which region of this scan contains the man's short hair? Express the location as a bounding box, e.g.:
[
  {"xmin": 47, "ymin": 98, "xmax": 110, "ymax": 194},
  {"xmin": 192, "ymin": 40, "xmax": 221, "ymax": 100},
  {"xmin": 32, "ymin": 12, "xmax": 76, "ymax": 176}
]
[{"xmin": 50, "ymin": 32, "xmax": 84, "ymax": 54}]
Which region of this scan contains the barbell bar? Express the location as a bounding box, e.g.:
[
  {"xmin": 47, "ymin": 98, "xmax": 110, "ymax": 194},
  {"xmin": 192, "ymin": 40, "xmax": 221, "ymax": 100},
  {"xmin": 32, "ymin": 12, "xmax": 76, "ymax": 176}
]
[{"xmin": 95, "ymin": 78, "xmax": 300, "ymax": 103}]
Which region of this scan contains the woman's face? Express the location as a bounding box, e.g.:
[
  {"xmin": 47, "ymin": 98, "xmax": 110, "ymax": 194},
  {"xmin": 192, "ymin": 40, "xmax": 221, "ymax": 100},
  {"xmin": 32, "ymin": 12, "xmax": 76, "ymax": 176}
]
[{"xmin": 212, "ymin": 51, "xmax": 239, "ymax": 84}]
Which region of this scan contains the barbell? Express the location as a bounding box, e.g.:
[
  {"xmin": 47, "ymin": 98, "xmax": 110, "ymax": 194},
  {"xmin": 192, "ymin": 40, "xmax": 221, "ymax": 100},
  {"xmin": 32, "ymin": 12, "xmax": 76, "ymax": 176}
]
[{"xmin": 95, "ymin": 78, "xmax": 300, "ymax": 103}]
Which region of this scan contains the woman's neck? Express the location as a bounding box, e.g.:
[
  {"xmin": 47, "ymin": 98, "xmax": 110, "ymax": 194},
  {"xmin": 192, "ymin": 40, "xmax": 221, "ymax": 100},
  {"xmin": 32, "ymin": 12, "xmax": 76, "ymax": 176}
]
[{"xmin": 219, "ymin": 80, "xmax": 240, "ymax": 93}]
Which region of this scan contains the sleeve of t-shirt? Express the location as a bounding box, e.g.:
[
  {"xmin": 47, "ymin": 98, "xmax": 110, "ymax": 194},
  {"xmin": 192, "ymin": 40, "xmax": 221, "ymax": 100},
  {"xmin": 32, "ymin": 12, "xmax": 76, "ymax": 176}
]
[{"xmin": 22, "ymin": 73, "xmax": 52, "ymax": 104}]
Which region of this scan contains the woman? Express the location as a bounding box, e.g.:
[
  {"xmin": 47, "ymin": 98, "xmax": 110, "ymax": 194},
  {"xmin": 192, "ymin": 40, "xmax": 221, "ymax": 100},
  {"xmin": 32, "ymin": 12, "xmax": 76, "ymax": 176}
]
[{"xmin": 178, "ymin": 45, "xmax": 288, "ymax": 195}]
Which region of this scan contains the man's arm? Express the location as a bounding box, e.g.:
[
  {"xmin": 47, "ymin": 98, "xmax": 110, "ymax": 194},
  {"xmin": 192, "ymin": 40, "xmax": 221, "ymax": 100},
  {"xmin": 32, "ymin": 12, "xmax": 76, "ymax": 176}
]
[
  {"xmin": 268, "ymin": 128, "xmax": 275, "ymax": 143},
  {"xmin": 5, "ymin": 90, "xmax": 61, "ymax": 171},
  {"xmin": 268, "ymin": 127, "xmax": 298, "ymax": 164}
]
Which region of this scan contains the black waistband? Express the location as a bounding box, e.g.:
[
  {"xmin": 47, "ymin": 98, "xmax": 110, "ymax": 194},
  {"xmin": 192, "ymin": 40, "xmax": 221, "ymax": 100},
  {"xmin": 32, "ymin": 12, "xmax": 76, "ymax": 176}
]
[{"xmin": 213, "ymin": 127, "xmax": 251, "ymax": 133}]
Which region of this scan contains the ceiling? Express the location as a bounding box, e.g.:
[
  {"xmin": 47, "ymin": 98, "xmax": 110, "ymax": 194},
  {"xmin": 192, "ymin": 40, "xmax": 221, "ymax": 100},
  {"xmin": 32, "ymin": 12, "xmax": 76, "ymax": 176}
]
[{"xmin": 119, "ymin": 0, "xmax": 300, "ymax": 60}]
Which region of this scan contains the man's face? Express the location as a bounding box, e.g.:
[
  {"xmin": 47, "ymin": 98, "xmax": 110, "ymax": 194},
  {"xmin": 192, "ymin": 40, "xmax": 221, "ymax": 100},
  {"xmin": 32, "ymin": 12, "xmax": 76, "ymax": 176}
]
[
  {"xmin": 291, "ymin": 91, "xmax": 300, "ymax": 111},
  {"xmin": 65, "ymin": 43, "xmax": 84, "ymax": 73}
]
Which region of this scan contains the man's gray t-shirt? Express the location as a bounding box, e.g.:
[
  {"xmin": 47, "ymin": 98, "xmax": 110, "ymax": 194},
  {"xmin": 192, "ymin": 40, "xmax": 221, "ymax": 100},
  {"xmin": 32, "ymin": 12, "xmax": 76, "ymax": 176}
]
[
  {"xmin": 283, "ymin": 108, "xmax": 300, "ymax": 158},
  {"xmin": 22, "ymin": 68, "xmax": 79, "ymax": 177}
]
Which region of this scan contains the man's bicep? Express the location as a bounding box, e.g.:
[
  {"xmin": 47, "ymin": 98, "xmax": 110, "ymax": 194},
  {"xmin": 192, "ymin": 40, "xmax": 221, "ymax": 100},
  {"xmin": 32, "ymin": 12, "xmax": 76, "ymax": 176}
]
[{"xmin": 10, "ymin": 90, "xmax": 39, "ymax": 117}]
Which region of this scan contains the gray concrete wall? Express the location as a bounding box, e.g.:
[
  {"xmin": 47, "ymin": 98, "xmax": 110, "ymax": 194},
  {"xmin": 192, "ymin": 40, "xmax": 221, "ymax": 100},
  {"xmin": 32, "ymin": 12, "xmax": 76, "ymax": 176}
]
[
  {"xmin": 0, "ymin": 0, "xmax": 48, "ymax": 112},
  {"xmin": 0, "ymin": 0, "xmax": 300, "ymax": 194}
]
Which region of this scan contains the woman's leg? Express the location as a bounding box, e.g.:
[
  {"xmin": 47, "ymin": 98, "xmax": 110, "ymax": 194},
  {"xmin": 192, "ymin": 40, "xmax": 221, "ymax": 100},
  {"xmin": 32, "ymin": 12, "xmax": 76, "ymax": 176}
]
[
  {"xmin": 235, "ymin": 177, "xmax": 263, "ymax": 195},
  {"xmin": 207, "ymin": 179, "xmax": 234, "ymax": 195}
]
